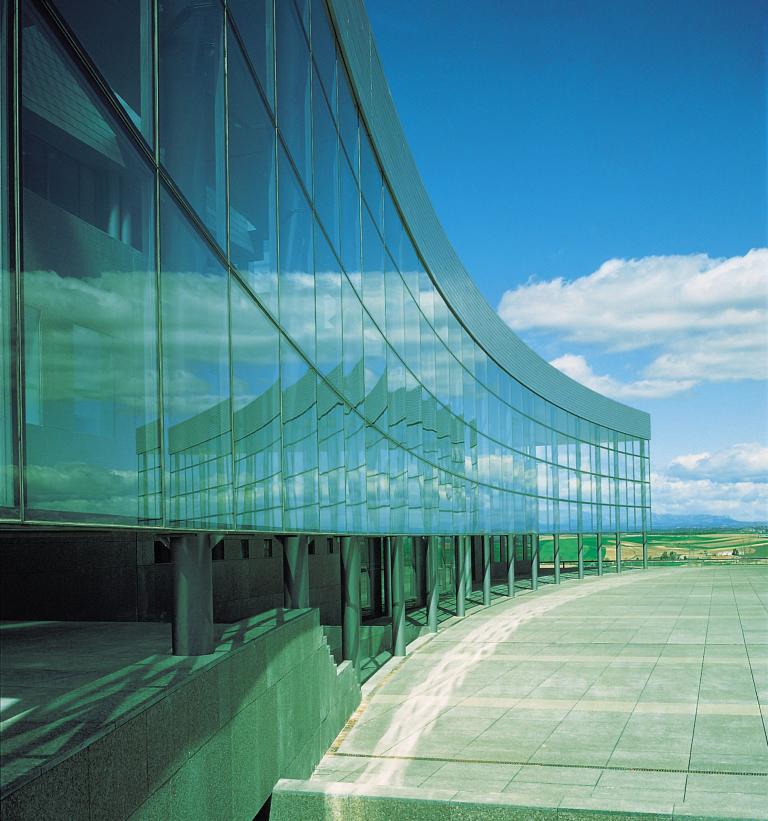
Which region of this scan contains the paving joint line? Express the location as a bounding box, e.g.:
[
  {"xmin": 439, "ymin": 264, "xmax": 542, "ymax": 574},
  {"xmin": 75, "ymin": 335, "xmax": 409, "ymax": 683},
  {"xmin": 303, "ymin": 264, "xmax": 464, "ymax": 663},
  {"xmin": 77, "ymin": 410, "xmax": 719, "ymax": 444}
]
[{"xmin": 326, "ymin": 749, "xmax": 768, "ymax": 777}]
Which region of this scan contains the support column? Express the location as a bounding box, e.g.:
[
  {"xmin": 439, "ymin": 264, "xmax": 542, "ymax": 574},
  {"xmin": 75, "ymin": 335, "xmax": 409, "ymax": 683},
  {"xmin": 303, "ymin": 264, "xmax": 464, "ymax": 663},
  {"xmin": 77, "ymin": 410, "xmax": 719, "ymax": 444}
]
[
  {"xmin": 482, "ymin": 534, "xmax": 491, "ymax": 606},
  {"xmin": 615, "ymin": 532, "xmax": 622, "ymax": 573},
  {"xmin": 597, "ymin": 533, "xmax": 603, "ymax": 576},
  {"xmin": 171, "ymin": 533, "xmax": 214, "ymax": 656},
  {"xmin": 391, "ymin": 536, "xmax": 406, "ymax": 656},
  {"xmin": 281, "ymin": 534, "xmax": 308, "ymax": 609},
  {"xmin": 577, "ymin": 533, "xmax": 584, "ymax": 579},
  {"xmin": 426, "ymin": 536, "xmax": 439, "ymax": 633},
  {"xmin": 553, "ymin": 533, "xmax": 561, "ymax": 584},
  {"xmin": 383, "ymin": 537, "xmax": 392, "ymax": 617},
  {"xmin": 531, "ymin": 534, "xmax": 539, "ymax": 591},
  {"xmin": 454, "ymin": 535, "xmax": 466, "ymax": 617},
  {"xmin": 340, "ymin": 536, "xmax": 360, "ymax": 668},
  {"xmin": 506, "ymin": 534, "xmax": 515, "ymax": 597},
  {"xmin": 642, "ymin": 531, "xmax": 649, "ymax": 569},
  {"xmin": 464, "ymin": 535, "xmax": 473, "ymax": 598}
]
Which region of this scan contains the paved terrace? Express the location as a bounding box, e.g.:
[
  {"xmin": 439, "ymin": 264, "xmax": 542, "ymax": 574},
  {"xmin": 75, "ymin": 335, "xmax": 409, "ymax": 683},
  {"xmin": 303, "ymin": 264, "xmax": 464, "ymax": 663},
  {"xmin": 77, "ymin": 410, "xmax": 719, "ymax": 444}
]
[{"xmin": 276, "ymin": 566, "xmax": 768, "ymax": 820}]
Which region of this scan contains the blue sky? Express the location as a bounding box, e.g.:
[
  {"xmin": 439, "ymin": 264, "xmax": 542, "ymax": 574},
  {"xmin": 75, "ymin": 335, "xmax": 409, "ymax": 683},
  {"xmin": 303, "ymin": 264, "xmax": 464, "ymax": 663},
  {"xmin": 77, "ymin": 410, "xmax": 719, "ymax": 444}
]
[{"xmin": 367, "ymin": 0, "xmax": 768, "ymax": 520}]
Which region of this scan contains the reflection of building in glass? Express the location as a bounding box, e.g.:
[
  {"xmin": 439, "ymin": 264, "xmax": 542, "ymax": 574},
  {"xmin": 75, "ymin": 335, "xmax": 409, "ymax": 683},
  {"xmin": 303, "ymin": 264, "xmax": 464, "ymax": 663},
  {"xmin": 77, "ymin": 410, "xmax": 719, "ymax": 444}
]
[
  {"xmin": 1, "ymin": 0, "xmax": 650, "ymax": 540},
  {"xmin": 1, "ymin": 0, "xmax": 654, "ymax": 812}
]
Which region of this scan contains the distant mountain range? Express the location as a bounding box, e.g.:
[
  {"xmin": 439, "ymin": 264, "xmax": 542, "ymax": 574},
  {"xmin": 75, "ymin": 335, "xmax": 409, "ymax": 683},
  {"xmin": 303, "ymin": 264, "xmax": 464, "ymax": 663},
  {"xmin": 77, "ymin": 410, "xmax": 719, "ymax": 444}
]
[{"xmin": 651, "ymin": 513, "xmax": 767, "ymax": 530}]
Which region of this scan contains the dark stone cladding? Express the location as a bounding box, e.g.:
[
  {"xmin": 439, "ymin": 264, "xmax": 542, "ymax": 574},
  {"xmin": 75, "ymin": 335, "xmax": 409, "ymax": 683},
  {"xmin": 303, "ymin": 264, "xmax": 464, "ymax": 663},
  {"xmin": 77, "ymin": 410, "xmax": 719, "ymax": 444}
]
[{"xmin": 327, "ymin": 0, "xmax": 651, "ymax": 440}]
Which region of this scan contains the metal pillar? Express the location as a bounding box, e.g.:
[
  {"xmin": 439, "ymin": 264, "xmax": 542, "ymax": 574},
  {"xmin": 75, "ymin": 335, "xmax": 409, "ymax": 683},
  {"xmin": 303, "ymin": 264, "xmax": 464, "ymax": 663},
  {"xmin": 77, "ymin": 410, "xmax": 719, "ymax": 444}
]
[
  {"xmin": 340, "ymin": 536, "xmax": 360, "ymax": 668},
  {"xmin": 615, "ymin": 532, "xmax": 622, "ymax": 573},
  {"xmin": 171, "ymin": 533, "xmax": 214, "ymax": 656},
  {"xmin": 597, "ymin": 533, "xmax": 603, "ymax": 576},
  {"xmin": 464, "ymin": 535, "xmax": 473, "ymax": 598},
  {"xmin": 426, "ymin": 536, "xmax": 439, "ymax": 633},
  {"xmin": 577, "ymin": 533, "xmax": 584, "ymax": 579},
  {"xmin": 642, "ymin": 531, "xmax": 648, "ymax": 569},
  {"xmin": 391, "ymin": 536, "xmax": 406, "ymax": 656},
  {"xmin": 482, "ymin": 535, "xmax": 491, "ymax": 605},
  {"xmin": 506, "ymin": 534, "xmax": 515, "ymax": 597},
  {"xmin": 531, "ymin": 534, "xmax": 539, "ymax": 590},
  {"xmin": 281, "ymin": 534, "xmax": 308, "ymax": 609},
  {"xmin": 383, "ymin": 537, "xmax": 392, "ymax": 617},
  {"xmin": 454, "ymin": 535, "xmax": 466, "ymax": 617},
  {"xmin": 553, "ymin": 534, "xmax": 561, "ymax": 584}
]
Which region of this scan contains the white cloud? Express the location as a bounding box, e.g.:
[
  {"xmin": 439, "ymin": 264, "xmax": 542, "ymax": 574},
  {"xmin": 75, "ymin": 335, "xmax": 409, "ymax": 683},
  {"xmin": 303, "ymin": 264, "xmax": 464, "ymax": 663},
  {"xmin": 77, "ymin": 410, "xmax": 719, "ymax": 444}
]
[
  {"xmin": 549, "ymin": 353, "xmax": 695, "ymax": 400},
  {"xmin": 668, "ymin": 442, "xmax": 768, "ymax": 483},
  {"xmin": 650, "ymin": 471, "xmax": 768, "ymax": 522},
  {"xmin": 498, "ymin": 249, "xmax": 768, "ymax": 385}
]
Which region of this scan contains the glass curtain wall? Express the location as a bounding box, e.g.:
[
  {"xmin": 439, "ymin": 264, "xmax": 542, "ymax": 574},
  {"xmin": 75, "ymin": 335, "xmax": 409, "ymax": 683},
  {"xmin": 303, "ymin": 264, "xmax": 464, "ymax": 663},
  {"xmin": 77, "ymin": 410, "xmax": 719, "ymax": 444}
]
[{"xmin": 1, "ymin": 0, "xmax": 651, "ymax": 536}]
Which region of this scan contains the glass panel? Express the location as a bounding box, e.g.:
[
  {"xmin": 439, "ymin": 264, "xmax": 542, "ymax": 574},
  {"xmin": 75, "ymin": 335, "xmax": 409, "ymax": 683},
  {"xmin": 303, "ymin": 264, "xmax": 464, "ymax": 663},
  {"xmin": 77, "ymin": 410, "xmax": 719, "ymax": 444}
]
[
  {"xmin": 310, "ymin": 0, "xmax": 336, "ymax": 115},
  {"xmin": 160, "ymin": 188, "xmax": 231, "ymax": 528},
  {"xmin": 276, "ymin": 0, "xmax": 311, "ymax": 189},
  {"xmin": 281, "ymin": 336, "xmax": 318, "ymax": 530},
  {"xmin": 314, "ymin": 222, "xmax": 343, "ymax": 389},
  {"xmin": 339, "ymin": 153, "xmax": 360, "ymax": 290},
  {"xmin": 278, "ymin": 145, "xmax": 315, "ymax": 357},
  {"xmin": 312, "ymin": 69, "xmax": 339, "ymax": 251},
  {"xmin": 360, "ymin": 129, "xmax": 381, "ymax": 229},
  {"xmin": 21, "ymin": 7, "xmax": 158, "ymax": 522},
  {"xmin": 231, "ymin": 280, "xmax": 282, "ymax": 529},
  {"xmin": 53, "ymin": 0, "xmax": 153, "ymax": 140},
  {"xmin": 362, "ymin": 208, "xmax": 385, "ymax": 328},
  {"xmin": 227, "ymin": 27, "xmax": 277, "ymax": 313},
  {"xmin": 0, "ymin": 0, "xmax": 17, "ymax": 514},
  {"xmin": 228, "ymin": 0, "xmax": 274, "ymax": 107},
  {"xmin": 338, "ymin": 57, "xmax": 358, "ymax": 174},
  {"xmin": 159, "ymin": 0, "xmax": 225, "ymax": 245}
]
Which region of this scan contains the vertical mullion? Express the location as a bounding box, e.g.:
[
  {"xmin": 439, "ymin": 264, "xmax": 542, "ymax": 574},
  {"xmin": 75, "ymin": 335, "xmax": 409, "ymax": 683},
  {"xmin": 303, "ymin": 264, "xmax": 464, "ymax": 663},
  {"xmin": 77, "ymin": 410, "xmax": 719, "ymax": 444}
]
[
  {"xmin": 223, "ymin": 17, "xmax": 237, "ymax": 530},
  {"xmin": 10, "ymin": 0, "xmax": 26, "ymax": 521},
  {"xmin": 152, "ymin": 0, "xmax": 166, "ymax": 529}
]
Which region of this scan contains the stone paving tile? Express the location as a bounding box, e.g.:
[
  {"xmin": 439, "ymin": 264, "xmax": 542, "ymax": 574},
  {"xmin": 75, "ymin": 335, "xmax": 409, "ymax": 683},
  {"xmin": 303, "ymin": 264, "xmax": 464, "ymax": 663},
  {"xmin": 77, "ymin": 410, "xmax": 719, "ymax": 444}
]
[
  {"xmin": 310, "ymin": 567, "xmax": 768, "ymax": 818},
  {"xmin": 421, "ymin": 761, "xmax": 521, "ymax": 792}
]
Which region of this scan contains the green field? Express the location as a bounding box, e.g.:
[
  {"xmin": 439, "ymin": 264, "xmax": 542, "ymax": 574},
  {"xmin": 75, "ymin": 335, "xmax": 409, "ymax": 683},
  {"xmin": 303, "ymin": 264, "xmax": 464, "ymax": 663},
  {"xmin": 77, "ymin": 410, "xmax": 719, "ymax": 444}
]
[{"xmin": 536, "ymin": 531, "xmax": 768, "ymax": 564}]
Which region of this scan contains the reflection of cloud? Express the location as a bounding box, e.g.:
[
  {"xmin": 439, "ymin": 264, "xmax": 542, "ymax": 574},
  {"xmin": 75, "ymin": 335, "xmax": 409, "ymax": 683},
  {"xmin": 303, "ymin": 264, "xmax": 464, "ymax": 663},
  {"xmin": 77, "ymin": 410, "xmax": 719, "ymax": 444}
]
[
  {"xmin": 499, "ymin": 249, "xmax": 768, "ymax": 386},
  {"xmin": 24, "ymin": 268, "xmax": 157, "ymax": 410},
  {"xmin": 668, "ymin": 443, "xmax": 768, "ymax": 484},
  {"xmin": 26, "ymin": 463, "xmax": 140, "ymax": 516},
  {"xmin": 651, "ymin": 471, "xmax": 768, "ymax": 522},
  {"xmin": 550, "ymin": 353, "xmax": 695, "ymax": 400}
]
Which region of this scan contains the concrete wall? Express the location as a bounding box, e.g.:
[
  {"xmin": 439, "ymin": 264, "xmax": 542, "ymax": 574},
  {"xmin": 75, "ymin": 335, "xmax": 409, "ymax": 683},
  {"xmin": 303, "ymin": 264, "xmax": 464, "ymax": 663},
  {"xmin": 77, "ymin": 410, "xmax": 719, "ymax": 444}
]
[
  {"xmin": 0, "ymin": 533, "xmax": 342, "ymax": 627},
  {"xmin": 1, "ymin": 609, "xmax": 361, "ymax": 821}
]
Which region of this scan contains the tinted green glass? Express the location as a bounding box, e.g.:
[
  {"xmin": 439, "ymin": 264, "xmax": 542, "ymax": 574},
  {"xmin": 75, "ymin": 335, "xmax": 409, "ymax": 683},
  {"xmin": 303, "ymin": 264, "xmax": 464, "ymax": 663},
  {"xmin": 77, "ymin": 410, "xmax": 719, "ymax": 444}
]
[
  {"xmin": 340, "ymin": 153, "xmax": 361, "ymax": 290},
  {"xmin": 160, "ymin": 188, "xmax": 231, "ymax": 528},
  {"xmin": 281, "ymin": 335, "xmax": 318, "ymax": 530},
  {"xmin": 338, "ymin": 57, "xmax": 358, "ymax": 174},
  {"xmin": 228, "ymin": 0, "xmax": 274, "ymax": 107},
  {"xmin": 278, "ymin": 145, "xmax": 315, "ymax": 357},
  {"xmin": 228, "ymin": 28, "xmax": 278, "ymax": 314},
  {"xmin": 21, "ymin": 7, "xmax": 159, "ymax": 523},
  {"xmin": 231, "ymin": 279, "xmax": 282, "ymax": 529},
  {"xmin": 276, "ymin": 0, "xmax": 311, "ymax": 189},
  {"xmin": 159, "ymin": 0, "xmax": 225, "ymax": 246},
  {"xmin": 0, "ymin": 0, "xmax": 16, "ymax": 514},
  {"xmin": 312, "ymin": 69, "xmax": 339, "ymax": 251},
  {"xmin": 314, "ymin": 222, "xmax": 343, "ymax": 388},
  {"xmin": 311, "ymin": 0, "xmax": 336, "ymax": 115},
  {"xmin": 53, "ymin": 0, "xmax": 152, "ymax": 141}
]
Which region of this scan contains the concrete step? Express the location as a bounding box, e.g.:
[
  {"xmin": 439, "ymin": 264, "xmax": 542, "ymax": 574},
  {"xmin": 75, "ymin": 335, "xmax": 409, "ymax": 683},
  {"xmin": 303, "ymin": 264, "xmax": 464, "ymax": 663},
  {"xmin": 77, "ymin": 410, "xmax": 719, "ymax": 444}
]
[{"xmin": 270, "ymin": 777, "xmax": 768, "ymax": 820}]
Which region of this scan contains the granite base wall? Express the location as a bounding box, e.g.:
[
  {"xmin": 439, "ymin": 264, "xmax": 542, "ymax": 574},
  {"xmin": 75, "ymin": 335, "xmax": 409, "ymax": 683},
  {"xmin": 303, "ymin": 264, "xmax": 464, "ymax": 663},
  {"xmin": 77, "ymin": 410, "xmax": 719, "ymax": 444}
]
[{"xmin": 1, "ymin": 609, "xmax": 361, "ymax": 821}]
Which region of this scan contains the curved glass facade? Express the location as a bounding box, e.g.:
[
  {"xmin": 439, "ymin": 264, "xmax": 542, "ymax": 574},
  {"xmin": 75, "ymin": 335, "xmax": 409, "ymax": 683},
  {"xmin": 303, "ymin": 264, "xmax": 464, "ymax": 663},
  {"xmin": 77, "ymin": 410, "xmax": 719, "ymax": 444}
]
[{"xmin": 0, "ymin": 0, "xmax": 650, "ymax": 537}]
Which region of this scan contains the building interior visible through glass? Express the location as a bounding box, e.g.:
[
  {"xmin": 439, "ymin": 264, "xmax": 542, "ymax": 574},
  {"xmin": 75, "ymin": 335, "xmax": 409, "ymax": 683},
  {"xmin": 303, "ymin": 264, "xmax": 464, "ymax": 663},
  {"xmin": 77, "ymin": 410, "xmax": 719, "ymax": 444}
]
[{"xmin": 0, "ymin": 0, "xmax": 650, "ymax": 549}]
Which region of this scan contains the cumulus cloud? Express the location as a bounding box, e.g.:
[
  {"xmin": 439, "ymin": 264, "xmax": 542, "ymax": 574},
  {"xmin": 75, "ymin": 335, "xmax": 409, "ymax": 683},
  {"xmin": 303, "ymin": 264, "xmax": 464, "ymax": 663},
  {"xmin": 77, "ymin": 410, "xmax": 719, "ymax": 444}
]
[
  {"xmin": 498, "ymin": 249, "xmax": 768, "ymax": 386},
  {"xmin": 549, "ymin": 353, "xmax": 695, "ymax": 399},
  {"xmin": 651, "ymin": 472, "xmax": 768, "ymax": 522},
  {"xmin": 668, "ymin": 442, "xmax": 768, "ymax": 483}
]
